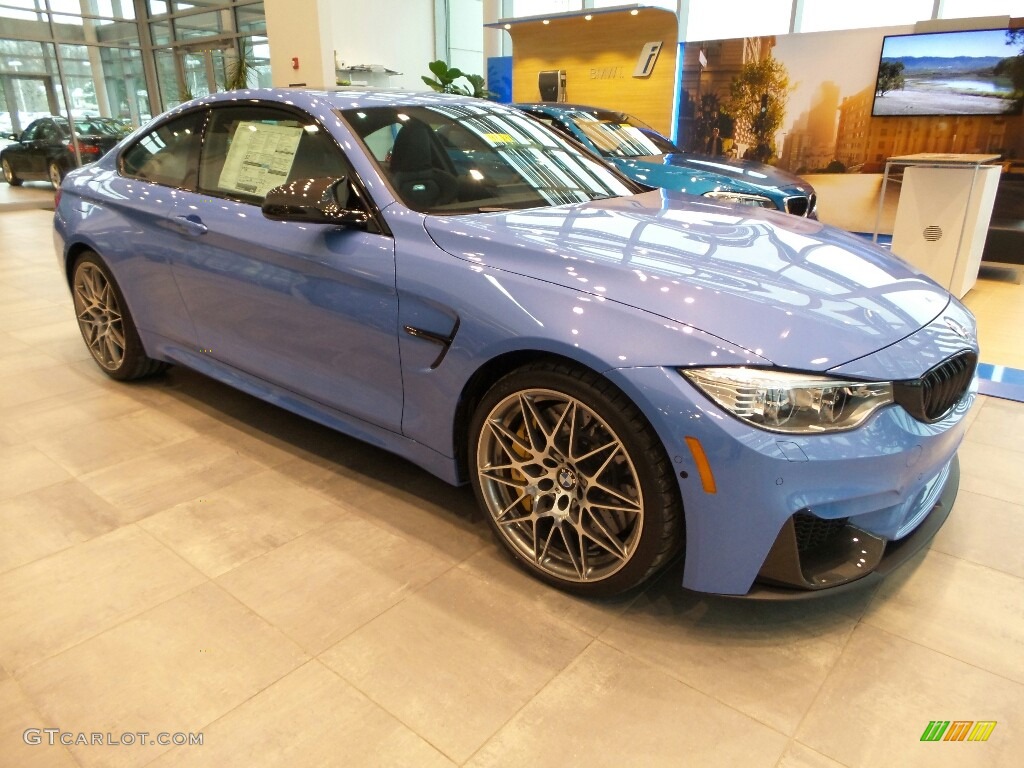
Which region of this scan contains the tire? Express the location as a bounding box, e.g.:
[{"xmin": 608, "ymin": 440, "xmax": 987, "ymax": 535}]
[
  {"xmin": 48, "ymin": 161, "xmax": 64, "ymax": 188},
  {"xmin": 71, "ymin": 252, "xmax": 167, "ymax": 381},
  {"xmin": 470, "ymin": 361, "xmax": 684, "ymax": 597},
  {"xmin": 2, "ymin": 157, "xmax": 22, "ymax": 186}
]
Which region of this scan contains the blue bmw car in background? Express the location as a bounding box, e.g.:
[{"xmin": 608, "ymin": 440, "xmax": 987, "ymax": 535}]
[
  {"xmin": 54, "ymin": 89, "xmax": 975, "ymax": 598},
  {"xmin": 515, "ymin": 102, "xmax": 818, "ymax": 218}
]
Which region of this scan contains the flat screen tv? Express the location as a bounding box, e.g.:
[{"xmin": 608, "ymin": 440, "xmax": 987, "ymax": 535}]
[{"xmin": 872, "ymin": 28, "xmax": 1023, "ymax": 117}]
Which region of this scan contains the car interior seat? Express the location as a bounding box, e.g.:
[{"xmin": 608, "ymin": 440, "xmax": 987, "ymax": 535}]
[{"xmin": 387, "ymin": 119, "xmax": 458, "ymax": 210}]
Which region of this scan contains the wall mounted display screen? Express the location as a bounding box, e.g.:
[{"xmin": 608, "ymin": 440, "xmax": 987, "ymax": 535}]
[{"xmin": 872, "ymin": 28, "xmax": 1023, "ymax": 117}]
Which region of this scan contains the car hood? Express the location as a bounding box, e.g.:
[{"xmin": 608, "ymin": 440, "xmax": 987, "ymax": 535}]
[
  {"xmin": 423, "ymin": 190, "xmax": 950, "ymax": 371},
  {"xmin": 618, "ymin": 153, "xmax": 812, "ymax": 194}
]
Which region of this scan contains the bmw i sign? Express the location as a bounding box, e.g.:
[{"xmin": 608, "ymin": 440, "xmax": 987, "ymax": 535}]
[{"xmin": 633, "ymin": 42, "xmax": 663, "ymax": 78}]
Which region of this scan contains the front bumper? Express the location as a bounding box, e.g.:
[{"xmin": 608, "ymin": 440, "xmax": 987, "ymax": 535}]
[
  {"xmin": 744, "ymin": 456, "xmax": 957, "ymax": 599},
  {"xmin": 607, "ymin": 365, "xmax": 974, "ymax": 597}
]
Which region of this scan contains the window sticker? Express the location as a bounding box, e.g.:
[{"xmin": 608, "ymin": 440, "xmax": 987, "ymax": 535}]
[
  {"xmin": 217, "ymin": 121, "xmax": 304, "ymax": 197},
  {"xmin": 482, "ymin": 132, "xmax": 516, "ymax": 145}
]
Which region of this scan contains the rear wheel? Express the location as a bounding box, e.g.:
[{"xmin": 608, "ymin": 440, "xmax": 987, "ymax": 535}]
[
  {"xmin": 48, "ymin": 161, "xmax": 64, "ymax": 188},
  {"xmin": 71, "ymin": 252, "xmax": 167, "ymax": 380},
  {"xmin": 470, "ymin": 361, "xmax": 683, "ymax": 597},
  {"xmin": 2, "ymin": 157, "xmax": 21, "ymax": 186}
]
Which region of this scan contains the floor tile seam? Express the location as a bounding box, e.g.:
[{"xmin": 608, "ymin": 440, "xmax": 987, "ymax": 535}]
[
  {"xmin": 5, "ymin": 673, "xmax": 83, "ymax": 768},
  {"xmin": 772, "ymin": 739, "xmax": 854, "ymax": 768},
  {"xmin": 960, "ymin": 435, "xmax": 1024, "ymax": 455},
  {"xmin": 455, "ymin": 634, "xmax": 602, "ymax": 767},
  {"xmin": 129, "ymin": 657, "xmax": 328, "ymax": 768},
  {"xmin": 924, "ymin": 540, "xmax": 1024, "ymax": 582},
  {"xmin": 72, "ymin": 438, "xmax": 261, "ymax": 501},
  {"xmin": 135, "ymin": 509, "xmax": 340, "ymax": 582},
  {"xmin": 948, "ymin": 482, "xmax": 1024, "ymax": 509},
  {"xmin": 780, "ymin": 602, "xmax": 873, "ymax": 754},
  {"xmin": 588, "ymin": 634, "xmax": 798, "ymax": 742},
  {"xmin": 307, "ymin": 569, "xmax": 600, "ymax": 762},
  {"xmin": 447, "ymin": 558, "xmax": 616, "ymax": 640},
  {"xmin": 212, "ymin": 545, "xmax": 462, "ymax": 656},
  {"xmin": 0, "ymin": 531, "xmax": 109, "ymax": 579},
  {"xmin": 6, "ymin": 523, "xmax": 213, "ymax": 678},
  {"xmin": 26, "ymin": 429, "xmax": 201, "ymax": 483},
  {"xmin": 198, "ymin": 577, "xmax": 317, "ymax": 663},
  {"xmin": 308, "ymin": 657, "xmax": 458, "ymax": 766},
  {"xmin": 285, "ymin": 483, "xmax": 491, "ymax": 572},
  {"xmin": 852, "ymin": 618, "xmax": 1024, "ymax": 689},
  {"xmin": 958, "ymin": 433, "xmax": 1024, "ymax": 451}
]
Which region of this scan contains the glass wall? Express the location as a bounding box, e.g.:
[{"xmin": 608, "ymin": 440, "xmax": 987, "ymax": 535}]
[
  {"xmin": 507, "ymin": 1, "xmax": 1024, "ymax": 38},
  {"xmin": 147, "ymin": 0, "xmax": 268, "ymax": 109},
  {"xmin": 0, "ymin": 0, "xmax": 266, "ymax": 144}
]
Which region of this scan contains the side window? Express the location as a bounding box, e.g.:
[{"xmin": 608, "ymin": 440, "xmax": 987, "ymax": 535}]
[
  {"xmin": 121, "ymin": 111, "xmax": 204, "ymax": 188},
  {"xmin": 197, "ymin": 106, "xmax": 350, "ymax": 204},
  {"xmin": 20, "ymin": 123, "xmax": 40, "ymax": 141},
  {"xmin": 39, "ymin": 122, "xmax": 61, "ymax": 143}
]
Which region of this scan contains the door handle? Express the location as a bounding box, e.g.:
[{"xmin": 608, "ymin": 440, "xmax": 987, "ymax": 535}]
[{"xmin": 172, "ymin": 214, "xmax": 208, "ymax": 236}]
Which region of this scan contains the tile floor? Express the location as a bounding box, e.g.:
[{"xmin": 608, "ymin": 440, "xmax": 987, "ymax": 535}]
[{"xmin": 0, "ymin": 206, "xmax": 1022, "ymax": 767}]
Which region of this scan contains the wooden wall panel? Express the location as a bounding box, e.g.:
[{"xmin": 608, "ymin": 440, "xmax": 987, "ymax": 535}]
[{"xmin": 508, "ymin": 9, "xmax": 678, "ymax": 136}]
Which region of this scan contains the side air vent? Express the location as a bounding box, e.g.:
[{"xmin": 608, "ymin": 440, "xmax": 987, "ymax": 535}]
[
  {"xmin": 894, "ymin": 351, "xmax": 977, "ymax": 423},
  {"xmin": 923, "ymin": 225, "xmax": 942, "ymax": 242}
]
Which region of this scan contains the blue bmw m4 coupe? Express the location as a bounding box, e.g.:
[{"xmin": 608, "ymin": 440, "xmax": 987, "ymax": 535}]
[{"xmin": 54, "ymin": 88, "xmax": 977, "ymax": 598}]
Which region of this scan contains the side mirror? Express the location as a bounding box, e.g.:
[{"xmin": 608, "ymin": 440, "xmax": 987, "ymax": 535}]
[{"xmin": 261, "ymin": 176, "xmax": 369, "ymax": 228}]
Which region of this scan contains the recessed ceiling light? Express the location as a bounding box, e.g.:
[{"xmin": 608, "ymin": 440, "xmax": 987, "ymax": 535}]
[
  {"xmin": 584, "ymin": 14, "xmax": 592, "ymax": 20},
  {"xmin": 630, "ymin": 9, "xmax": 639, "ymax": 15},
  {"xmin": 503, "ymin": 23, "xmax": 510, "ymax": 29},
  {"xmin": 542, "ymin": 19, "xmax": 550, "ymax": 25}
]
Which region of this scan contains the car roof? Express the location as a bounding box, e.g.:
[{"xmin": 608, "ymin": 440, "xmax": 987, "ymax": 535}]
[
  {"xmin": 513, "ymin": 102, "xmax": 621, "ymax": 116},
  {"xmin": 187, "ymin": 87, "xmax": 490, "ymax": 112}
]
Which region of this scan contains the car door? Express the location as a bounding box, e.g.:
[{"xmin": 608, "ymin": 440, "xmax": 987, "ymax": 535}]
[
  {"xmin": 5, "ymin": 119, "xmax": 43, "ymax": 176},
  {"xmin": 108, "ymin": 109, "xmax": 207, "ymax": 346},
  {"xmin": 31, "ymin": 119, "xmax": 63, "ymax": 175},
  {"xmin": 166, "ymin": 103, "xmax": 403, "ymax": 432}
]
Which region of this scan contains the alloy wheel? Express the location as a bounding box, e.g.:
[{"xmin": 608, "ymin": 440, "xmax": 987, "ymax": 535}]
[
  {"xmin": 73, "ymin": 262, "xmax": 126, "ymax": 371},
  {"xmin": 2, "ymin": 158, "xmax": 18, "ymax": 185},
  {"xmin": 476, "ymin": 387, "xmax": 645, "ymax": 583}
]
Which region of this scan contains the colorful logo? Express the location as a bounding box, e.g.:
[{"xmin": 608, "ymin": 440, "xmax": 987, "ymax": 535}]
[{"xmin": 920, "ymin": 721, "xmax": 997, "ymax": 742}]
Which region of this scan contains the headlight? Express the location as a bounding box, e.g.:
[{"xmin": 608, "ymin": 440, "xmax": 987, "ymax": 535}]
[
  {"xmin": 702, "ymin": 190, "xmax": 777, "ymax": 209},
  {"xmin": 682, "ymin": 368, "xmax": 894, "ymax": 433}
]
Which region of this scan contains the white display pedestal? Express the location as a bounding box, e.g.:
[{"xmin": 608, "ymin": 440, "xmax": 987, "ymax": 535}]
[{"xmin": 876, "ymin": 153, "xmax": 1001, "ymax": 299}]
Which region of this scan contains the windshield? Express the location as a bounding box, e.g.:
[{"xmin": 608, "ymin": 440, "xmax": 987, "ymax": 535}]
[
  {"xmin": 342, "ymin": 103, "xmax": 636, "ymax": 214},
  {"xmin": 568, "ymin": 112, "xmax": 679, "ymax": 158},
  {"xmin": 54, "ymin": 118, "xmax": 124, "ymax": 137}
]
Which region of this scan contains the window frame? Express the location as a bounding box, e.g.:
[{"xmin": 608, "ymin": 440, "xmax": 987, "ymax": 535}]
[{"xmin": 115, "ymin": 99, "xmax": 390, "ymax": 234}]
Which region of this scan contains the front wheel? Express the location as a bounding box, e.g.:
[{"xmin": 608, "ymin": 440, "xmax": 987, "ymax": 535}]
[
  {"xmin": 2, "ymin": 157, "xmax": 21, "ymax": 186},
  {"xmin": 71, "ymin": 252, "xmax": 167, "ymax": 380},
  {"xmin": 470, "ymin": 362, "xmax": 684, "ymax": 597},
  {"xmin": 48, "ymin": 161, "xmax": 64, "ymax": 188}
]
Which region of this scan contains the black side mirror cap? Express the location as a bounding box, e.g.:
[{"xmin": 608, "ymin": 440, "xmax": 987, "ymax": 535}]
[{"xmin": 261, "ymin": 176, "xmax": 369, "ymax": 228}]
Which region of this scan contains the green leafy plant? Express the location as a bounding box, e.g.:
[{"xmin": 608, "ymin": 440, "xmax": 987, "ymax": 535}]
[
  {"xmin": 421, "ymin": 60, "xmax": 492, "ymax": 98},
  {"xmin": 225, "ymin": 39, "xmax": 256, "ymax": 91},
  {"xmin": 422, "ymin": 59, "xmax": 469, "ymax": 94},
  {"xmin": 462, "ymin": 73, "xmax": 493, "ymax": 99}
]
